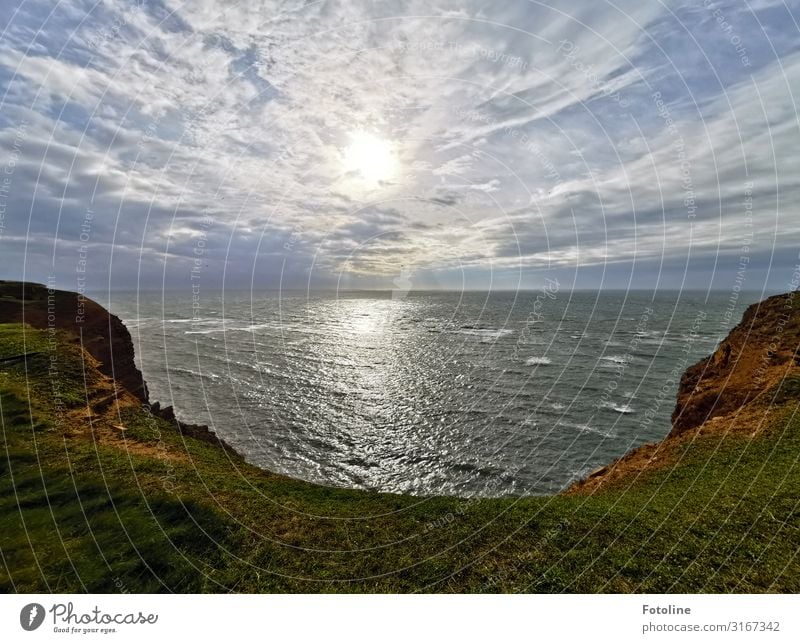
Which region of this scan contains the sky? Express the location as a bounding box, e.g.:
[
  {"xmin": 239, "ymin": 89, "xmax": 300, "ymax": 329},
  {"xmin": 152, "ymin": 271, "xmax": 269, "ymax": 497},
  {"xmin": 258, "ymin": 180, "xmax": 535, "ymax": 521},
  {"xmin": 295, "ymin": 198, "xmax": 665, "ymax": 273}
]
[{"xmin": 0, "ymin": 0, "xmax": 798, "ymax": 293}]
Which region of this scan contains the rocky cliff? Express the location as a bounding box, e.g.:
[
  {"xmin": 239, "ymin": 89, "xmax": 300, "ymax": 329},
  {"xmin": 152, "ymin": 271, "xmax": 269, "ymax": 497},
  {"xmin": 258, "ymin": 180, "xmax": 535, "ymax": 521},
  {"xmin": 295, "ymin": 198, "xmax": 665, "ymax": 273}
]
[
  {"xmin": 0, "ymin": 280, "xmax": 229, "ymax": 450},
  {"xmin": 0, "ymin": 280, "xmax": 149, "ymax": 402},
  {"xmin": 671, "ymin": 292, "xmax": 800, "ymax": 436}
]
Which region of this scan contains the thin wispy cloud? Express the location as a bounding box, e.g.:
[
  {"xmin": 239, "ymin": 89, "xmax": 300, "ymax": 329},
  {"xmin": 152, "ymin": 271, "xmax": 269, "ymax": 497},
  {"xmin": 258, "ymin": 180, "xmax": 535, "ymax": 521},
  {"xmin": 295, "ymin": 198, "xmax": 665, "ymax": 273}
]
[{"xmin": 0, "ymin": 0, "xmax": 797, "ymax": 290}]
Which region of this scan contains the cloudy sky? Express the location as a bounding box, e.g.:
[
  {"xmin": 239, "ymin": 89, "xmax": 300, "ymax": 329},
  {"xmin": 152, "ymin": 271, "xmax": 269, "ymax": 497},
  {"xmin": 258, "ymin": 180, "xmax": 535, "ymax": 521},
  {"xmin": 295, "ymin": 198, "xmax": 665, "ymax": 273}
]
[{"xmin": 0, "ymin": 0, "xmax": 798, "ymax": 292}]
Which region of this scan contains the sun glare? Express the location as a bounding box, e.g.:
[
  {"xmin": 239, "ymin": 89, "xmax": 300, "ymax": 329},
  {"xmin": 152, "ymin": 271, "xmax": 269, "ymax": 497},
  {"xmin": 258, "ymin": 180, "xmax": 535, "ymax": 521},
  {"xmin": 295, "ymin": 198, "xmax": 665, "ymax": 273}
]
[{"xmin": 343, "ymin": 130, "xmax": 397, "ymax": 184}]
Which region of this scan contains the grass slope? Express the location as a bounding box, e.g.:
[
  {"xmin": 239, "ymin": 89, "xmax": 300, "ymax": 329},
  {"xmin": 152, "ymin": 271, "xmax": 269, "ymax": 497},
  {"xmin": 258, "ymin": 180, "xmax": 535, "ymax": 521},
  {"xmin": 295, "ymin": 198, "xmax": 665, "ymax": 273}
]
[{"xmin": 1, "ymin": 323, "xmax": 798, "ymax": 592}]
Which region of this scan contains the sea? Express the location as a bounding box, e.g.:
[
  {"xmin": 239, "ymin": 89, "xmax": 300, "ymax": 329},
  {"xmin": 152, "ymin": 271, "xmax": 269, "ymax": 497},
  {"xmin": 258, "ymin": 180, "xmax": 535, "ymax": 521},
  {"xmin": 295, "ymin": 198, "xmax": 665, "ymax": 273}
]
[{"xmin": 106, "ymin": 289, "xmax": 765, "ymax": 497}]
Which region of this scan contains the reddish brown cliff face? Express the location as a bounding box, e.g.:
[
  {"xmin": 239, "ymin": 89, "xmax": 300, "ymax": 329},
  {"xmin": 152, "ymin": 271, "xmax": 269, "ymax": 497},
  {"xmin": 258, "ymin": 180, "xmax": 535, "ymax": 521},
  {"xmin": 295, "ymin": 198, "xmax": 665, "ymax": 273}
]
[
  {"xmin": 671, "ymin": 292, "xmax": 800, "ymax": 437},
  {"xmin": 0, "ymin": 280, "xmax": 149, "ymax": 402}
]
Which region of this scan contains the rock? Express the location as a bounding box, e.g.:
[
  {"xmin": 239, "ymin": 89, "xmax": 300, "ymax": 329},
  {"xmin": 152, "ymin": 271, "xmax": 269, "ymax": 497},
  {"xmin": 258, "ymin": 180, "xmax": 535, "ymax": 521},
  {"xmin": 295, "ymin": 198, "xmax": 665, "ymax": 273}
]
[
  {"xmin": 0, "ymin": 280, "xmax": 149, "ymax": 402},
  {"xmin": 0, "ymin": 280, "xmax": 239, "ymax": 458},
  {"xmin": 670, "ymin": 292, "xmax": 799, "ymax": 437}
]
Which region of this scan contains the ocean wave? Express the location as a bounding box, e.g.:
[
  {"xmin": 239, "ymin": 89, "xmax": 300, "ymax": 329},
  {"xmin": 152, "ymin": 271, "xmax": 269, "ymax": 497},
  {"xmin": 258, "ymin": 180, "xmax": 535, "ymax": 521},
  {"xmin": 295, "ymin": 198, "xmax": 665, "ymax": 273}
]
[
  {"xmin": 600, "ymin": 402, "xmax": 635, "ymax": 414},
  {"xmin": 637, "ymin": 330, "xmax": 664, "ymax": 338},
  {"xmin": 525, "ymin": 357, "xmax": 552, "ymax": 366},
  {"xmin": 454, "ymin": 326, "xmax": 514, "ymax": 337},
  {"xmin": 455, "ymin": 328, "xmax": 514, "ymax": 340},
  {"xmin": 169, "ymin": 366, "xmax": 220, "ymax": 381},
  {"xmin": 599, "ymin": 354, "xmax": 629, "ymax": 365},
  {"xmin": 180, "ymin": 319, "xmax": 282, "ymax": 334},
  {"xmin": 233, "ymin": 322, "xmax": 275, "ymax": 332},
  {"xmin": 559, "ymin": 421, "xmax": 616, "ymax": 438},
  {"xmin": 164, "ymin": 318, "xmax": 220, "ymax": 325}
]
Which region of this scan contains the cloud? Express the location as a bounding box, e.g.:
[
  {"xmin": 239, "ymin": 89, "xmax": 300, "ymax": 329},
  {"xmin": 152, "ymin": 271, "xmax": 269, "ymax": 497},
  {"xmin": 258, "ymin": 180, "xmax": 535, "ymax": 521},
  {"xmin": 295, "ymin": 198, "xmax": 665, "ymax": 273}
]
[{"xmin": 0, "ymin": 0, "xmax": 797, "ymax": 291}]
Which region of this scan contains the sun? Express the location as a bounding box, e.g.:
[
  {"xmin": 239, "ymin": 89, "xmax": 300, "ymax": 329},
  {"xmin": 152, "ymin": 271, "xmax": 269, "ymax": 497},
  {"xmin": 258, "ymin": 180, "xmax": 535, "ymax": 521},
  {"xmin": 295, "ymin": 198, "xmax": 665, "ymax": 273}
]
[{"xmin": 343, "ymin": 130, "xmax": 397, "ymax": 184}]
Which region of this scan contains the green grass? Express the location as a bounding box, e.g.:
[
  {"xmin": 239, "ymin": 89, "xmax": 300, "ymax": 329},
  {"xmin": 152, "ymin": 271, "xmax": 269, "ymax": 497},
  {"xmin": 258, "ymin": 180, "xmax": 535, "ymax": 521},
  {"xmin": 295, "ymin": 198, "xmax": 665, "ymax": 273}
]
[{"xmin": 1, "ymin": 324, "xmax": 798, "ymax": 592}]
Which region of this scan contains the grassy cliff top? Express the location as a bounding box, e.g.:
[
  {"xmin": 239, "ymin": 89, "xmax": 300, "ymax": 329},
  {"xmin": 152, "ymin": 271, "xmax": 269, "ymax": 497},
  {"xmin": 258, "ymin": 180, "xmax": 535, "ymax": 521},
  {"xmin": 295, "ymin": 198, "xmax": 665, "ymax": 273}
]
[{"xmin": 0, "ymin": 283, "xmax": 798, "ymax": 592}]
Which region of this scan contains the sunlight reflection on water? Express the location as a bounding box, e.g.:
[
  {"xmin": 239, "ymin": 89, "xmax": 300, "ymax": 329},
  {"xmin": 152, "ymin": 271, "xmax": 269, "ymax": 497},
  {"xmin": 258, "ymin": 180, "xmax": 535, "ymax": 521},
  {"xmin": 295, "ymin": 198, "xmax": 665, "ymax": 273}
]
[{"xmin": 111, "ymin": 290, "xmax": 755, "ymax": 497}]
